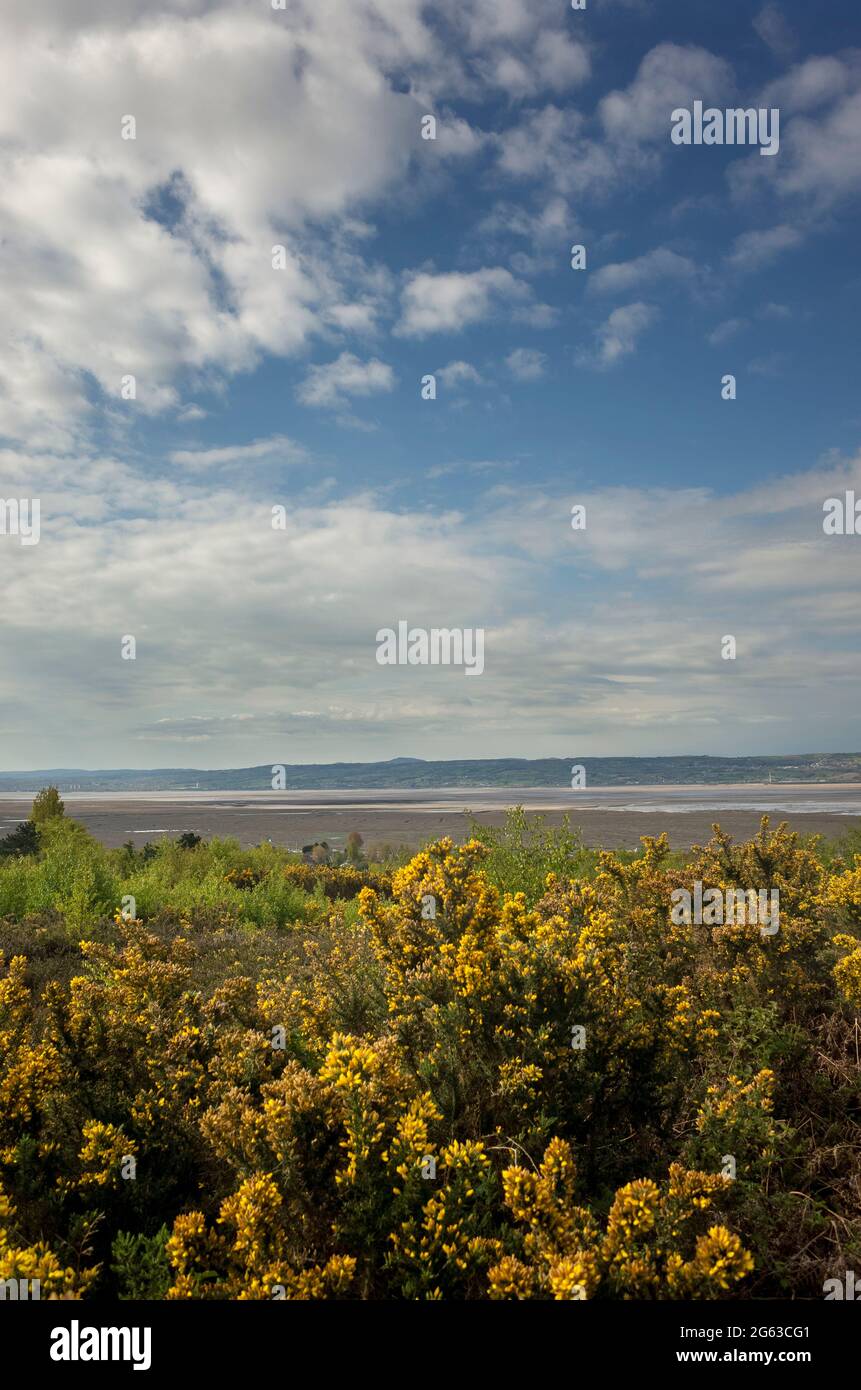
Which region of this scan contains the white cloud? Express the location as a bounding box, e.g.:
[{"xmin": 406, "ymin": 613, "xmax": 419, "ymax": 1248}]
[
  {"xmin": 0, "ymin": 1, "xmax": 448, "ymax": 447},
  {"xmin": 3, "ymin": 440, "xmax": 861, "ymax": 763},
  {"xmin": 432, "ymin": 115, "xmax": 488, "ymax": 157},
  {"xmin": 482, "ymin": 32, "xmax": 589, "ymax": 97},
  {"xmin": 297, "ymin": 353, "xmax": 396, "ymax": 408},
  {"xmin": 396, "ymin": 267, "xmax": 530, "ymax": 336},
  {"xmin": 599, "ymin": 43, "xmax": 733, "ymax": 144},
  {"xmin": 436, "ymin": 360, "xmax": 484, "ymax": 388},
  {"xmin": 762, "ymin": 56, "xmax": 853, "ymax": 115},
  {"xmin": 0, "ymin": 3, "xmax": 857, "ymax": 764},
  {"xmin": 708, "ymin": 318, "xmax": 747, "ymax": 346},
  {"xmin": 481, "ymin": 194, "xmax": 573, "ymax": 248},
  {"xmin": 579, "ymin": 302, "xmax": 657, "ymax": 369},
  {"xmin": 753, "ymin": 4, "xmax": 797, "ymax": 62},
  {"xmin": 775, "ymin": 87, "xmax": 861, "ymax": 203},
  {"xmin": 496, "ymin": 104, "xmax": 617, "ymax": 197},
  {"xmin": 505, "ymin": 348, "xmax": 547, "ymax": 380},
  {"xmin": 590, "ymin": 247, "xmax": 699, "ymax": 295},
  {"xmin": 727, "ymin": 224, "xmax": 803, "ymax": 271},
  {"xmin": 732, "ymin": 56, "xmax": 861, "ymax": 208},
  {"xmin": 493, "ymin": 43, "xmax": 734, "ymax": 205},
  {"xmin": 169, "ymin": 435, "xmax": 305, "ymax": 470},
  {"xmin": 533, "ymin": 31, "xmax": 591, "ymax": 92},
  {"xmin": 447, "ymin": 0, "xmax": 547, "ymax": 49}
]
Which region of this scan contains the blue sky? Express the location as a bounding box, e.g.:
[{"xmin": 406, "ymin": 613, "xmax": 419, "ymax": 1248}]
[{"xmin": 1, "ymin": 0, "xmax": 860, "ymax": 768}]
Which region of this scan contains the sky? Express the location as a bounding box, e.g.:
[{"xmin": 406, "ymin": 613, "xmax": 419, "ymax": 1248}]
[{"xmin": 1, "ymin": 0, "xmax": 860, "ymax": 770}]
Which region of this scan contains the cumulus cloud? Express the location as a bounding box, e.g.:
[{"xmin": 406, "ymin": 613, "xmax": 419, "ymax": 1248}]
[
  {"xmin": 493, "ymin": 43, "xmax": 735, "ymax": 205},
  {"xmin": 761, "ymin": 56, "xmax": 854, "ymax": 115},
  {"xmin": 731, "ymin": 55, "xmax": 861, "ymax": 208},
  {"xmin": 599, "ymin": 43, "xmax": 733, "ymax": 144},
  {"xmin": 477, "ymin": 32, "xmax": 590, "ymax": 97},
  {"xmin": 495, "ymin": 104, "xmax": 616, "ymax": 197},
  {"xmin": 297, "ymin": 354, "xmax": 396, "ymax": 408},
  {"xmin": 396, "ymin": 267, "xmax": 531, "ymax": 336},
  {"xmin": 480, "ymin": 194, "xmax": 573, "ymax": 249},
  {"xmin": 436, "ymin": 360, "xmax": 484, "ymax": 388},
  {"xmin": 579, "ymin": 302, "xmax": 658, "ymax": 369},
  {"xmin": 0, "ymin": 0, "xmax": 474, "ymax": 448}
]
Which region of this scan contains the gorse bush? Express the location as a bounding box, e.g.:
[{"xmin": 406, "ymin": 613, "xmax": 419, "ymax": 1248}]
[
  {"xmin": 282, "ymin": 862, "xmax": 392, "ymax": 900},
  {"xmin": 0, "ymin": 813, "xmax": 860, "ymax": 1299}
]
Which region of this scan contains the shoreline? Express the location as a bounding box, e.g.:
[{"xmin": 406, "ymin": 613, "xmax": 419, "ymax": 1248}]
[
  {"xmin": 3, "ymin": 779, "xmax": 861, "ymax": 804},
  {"xmin": 2, "ymin": 783, "xmax": 860, "ymax": 851}
]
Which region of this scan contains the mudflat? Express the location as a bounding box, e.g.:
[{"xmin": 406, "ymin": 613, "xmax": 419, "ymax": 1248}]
[{"xmin": 1, "ymin": 784, "xmax": 859, "ymax": 851}]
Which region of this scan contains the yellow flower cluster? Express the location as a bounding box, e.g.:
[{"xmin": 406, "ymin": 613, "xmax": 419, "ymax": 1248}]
[
  {"xmin": 0, "ymin": 1184, "xmax": 94, "ymax": 1298},
  {"xmin": 489, "ymin": 1141, "xmax": 750, "ymax": 1301},
  {"xmin": 0, "ymin": 817, "xmax": 857, "ymax": 1299},
  {"xmin": 832, "ymin": 934, "xmax": 861, "ymax": 1009}
]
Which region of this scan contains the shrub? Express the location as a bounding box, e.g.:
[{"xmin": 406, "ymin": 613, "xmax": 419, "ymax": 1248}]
[{"xmin": 0, "ymin": 816, "xmax": 859, "ymax": 1299}]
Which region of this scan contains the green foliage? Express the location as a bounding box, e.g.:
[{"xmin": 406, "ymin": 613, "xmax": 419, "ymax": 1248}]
[
  {"xmin": 31, "ymin": 786, "xmax": 65, "ymax": 824},
  {"xmin": 0, "ymin": 819, "xmax": 39, "ymax": 858},
  {"xmin": 0, "ymin": 826, "xmax": 322, "ymax": 931},
  {"xmin": 816, "ymin": 821, "xmax": 861, "ymax": 870},
  {"xmin": 468, "ymin": 805, "xmax": 595, "ymax": 902},
  {"xmin": 111, "ymin": 1227, "xmax": 172, "ymax": 1300}
]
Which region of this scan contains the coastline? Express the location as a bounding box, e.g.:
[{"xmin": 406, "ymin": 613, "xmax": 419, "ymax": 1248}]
[{"xmin": 2, "ymin": 782, "xmax": 859, "ymax": 851}]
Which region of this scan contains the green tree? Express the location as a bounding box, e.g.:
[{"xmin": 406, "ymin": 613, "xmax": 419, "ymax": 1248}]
[
  {"xmin": 0, "ymin": 818, "xmax": 39, "ymax": 858},
  {"xmin": 31, "ymin": 786, "xmax": 65, "ymax": 824}
]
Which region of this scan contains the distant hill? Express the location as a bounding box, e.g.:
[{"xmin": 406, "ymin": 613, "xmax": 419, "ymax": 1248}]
[{"xmin": 0, "ymin": 753, "xmax": 859, "ymax": 793}]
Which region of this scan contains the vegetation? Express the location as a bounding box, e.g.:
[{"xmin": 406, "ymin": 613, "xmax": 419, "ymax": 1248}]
[
  {"xmin": 1, "ymin": 798, "xmax": 860, "ymax": 1300},
  {"xmin": 31, "ymin": 785, "xmax": 65, "ymax": 824},
  {"xmin": 0, "ymin": 820, "xmax": 39, "ymax": 860}
]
